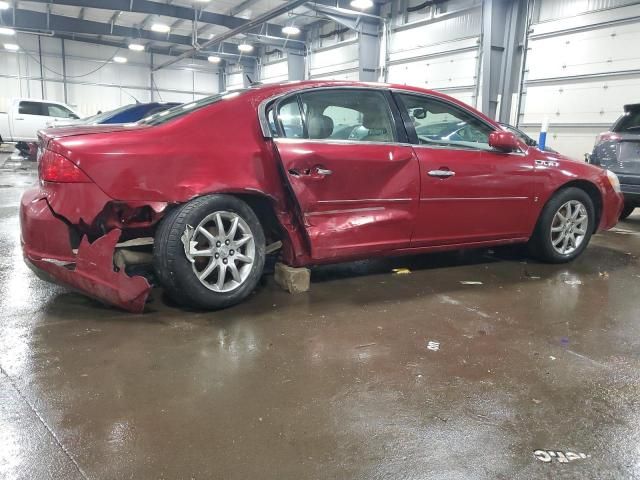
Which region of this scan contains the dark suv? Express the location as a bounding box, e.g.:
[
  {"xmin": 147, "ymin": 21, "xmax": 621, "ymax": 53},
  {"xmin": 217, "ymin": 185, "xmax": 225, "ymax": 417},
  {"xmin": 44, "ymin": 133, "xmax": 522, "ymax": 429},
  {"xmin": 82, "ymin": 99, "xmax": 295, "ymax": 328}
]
[{"xmin": 589, "ymin": 103, "xmax": 640, "ymax": 219}]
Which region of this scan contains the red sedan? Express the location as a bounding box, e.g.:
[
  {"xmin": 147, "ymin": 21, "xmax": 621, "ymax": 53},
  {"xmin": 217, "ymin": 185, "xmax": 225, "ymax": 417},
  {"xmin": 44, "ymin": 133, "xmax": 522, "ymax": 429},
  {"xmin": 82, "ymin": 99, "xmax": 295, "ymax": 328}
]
[{"xmin": 20, "ymin": 81, "xmax": 623, "ymax": 312}]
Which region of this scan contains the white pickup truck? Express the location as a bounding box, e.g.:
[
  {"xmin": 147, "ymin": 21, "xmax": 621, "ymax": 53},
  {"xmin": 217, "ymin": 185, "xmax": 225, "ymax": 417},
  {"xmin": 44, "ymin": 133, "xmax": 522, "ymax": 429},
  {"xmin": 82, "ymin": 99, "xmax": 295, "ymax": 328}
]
[{"xmin": 0, "ymin": 99, "xmax": 83, "ymax": 148}]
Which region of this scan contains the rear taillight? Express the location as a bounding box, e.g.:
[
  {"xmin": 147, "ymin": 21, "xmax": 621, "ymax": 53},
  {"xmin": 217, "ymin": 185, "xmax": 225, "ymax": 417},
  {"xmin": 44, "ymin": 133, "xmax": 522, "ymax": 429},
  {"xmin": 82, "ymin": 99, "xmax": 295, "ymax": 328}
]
[
  {"xmin": 595, "ymin": 132, "xmax": 620, "ymax": 146},
  {"xmin": 39, "ymin": 150, "xmax": 91, "ymax": 183}
]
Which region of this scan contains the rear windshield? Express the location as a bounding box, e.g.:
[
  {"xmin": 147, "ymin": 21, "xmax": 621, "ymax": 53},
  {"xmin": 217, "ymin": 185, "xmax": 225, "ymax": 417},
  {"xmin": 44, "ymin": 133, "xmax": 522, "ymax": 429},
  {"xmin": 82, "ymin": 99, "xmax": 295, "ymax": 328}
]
[
  {"xmin": 614, "ymin": 108, "xmax": 640, "ymax": 132},
  {"xmin": 87, "ymin": 104, "xmax": 135, "ymax": 124},
  {"xmin": 138, "ymin": 90, "xmax": 248, "ymax": 126}
]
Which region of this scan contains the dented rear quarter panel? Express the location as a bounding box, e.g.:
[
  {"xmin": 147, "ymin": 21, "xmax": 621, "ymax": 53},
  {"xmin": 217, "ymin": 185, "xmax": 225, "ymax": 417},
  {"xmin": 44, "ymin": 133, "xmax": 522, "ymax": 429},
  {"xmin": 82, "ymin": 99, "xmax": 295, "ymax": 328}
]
[{"xmin": 47, "ymin": 91, "xmax": 289, "ymax": 207}]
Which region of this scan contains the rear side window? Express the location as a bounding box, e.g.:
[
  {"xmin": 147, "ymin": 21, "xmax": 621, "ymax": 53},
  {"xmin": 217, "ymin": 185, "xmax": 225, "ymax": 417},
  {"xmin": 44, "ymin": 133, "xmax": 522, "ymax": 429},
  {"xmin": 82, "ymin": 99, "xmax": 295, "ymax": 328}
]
[
  {"xmin": 300, "ymin": 89, "xmax": 396, "ymax": 142},
  {"xmin": 614, "ymin": 109, "xmax": 640, "ymax": 132},
  {"xmin": 272, "ymin": 89, "xmax": 396, "ymax": 143},
  {"xmin": 19, "ymin": 101, "xmax": 45, "ymax": 116}
]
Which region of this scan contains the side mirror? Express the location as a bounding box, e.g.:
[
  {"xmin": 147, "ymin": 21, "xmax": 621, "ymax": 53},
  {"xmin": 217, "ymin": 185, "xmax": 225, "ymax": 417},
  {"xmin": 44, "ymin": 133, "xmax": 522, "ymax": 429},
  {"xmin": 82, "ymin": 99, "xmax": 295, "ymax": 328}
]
[
  {"xmin": 489, "ymin": 131, "xmax": 520, "ymax": 152},
  {"xmin": 413, "ymin": 108, "xmax": 426, "ymax": 120}
]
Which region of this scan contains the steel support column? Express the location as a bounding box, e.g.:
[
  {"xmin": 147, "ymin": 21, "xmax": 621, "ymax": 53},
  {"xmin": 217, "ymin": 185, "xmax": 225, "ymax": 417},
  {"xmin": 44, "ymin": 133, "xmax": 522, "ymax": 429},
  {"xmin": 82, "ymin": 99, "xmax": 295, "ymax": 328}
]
[
  {"xmin": 287, "ymin": 51, "xmax": 306, "ymax": 81},
  {"xmin": 358, "ymin": 25, "xmax": 380, "ymax": 82},
  {"xmin": 480, "ymin": 0, "xmax": 528, "ymax": 122},
  {"xmin": 305, "ymin": 4, "xmax": 383, "ymax": 82},
  {"xmin": 61, "ymin": 38, "xmax": 69, "ymax": 104}
]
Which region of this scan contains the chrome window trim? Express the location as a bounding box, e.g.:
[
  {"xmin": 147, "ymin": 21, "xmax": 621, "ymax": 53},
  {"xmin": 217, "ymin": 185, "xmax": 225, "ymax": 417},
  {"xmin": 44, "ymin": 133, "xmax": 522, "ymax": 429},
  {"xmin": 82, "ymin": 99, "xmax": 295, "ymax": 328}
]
[{"xmin": 273, "ymin": 137, "xmax": 414, "ymax": 148}]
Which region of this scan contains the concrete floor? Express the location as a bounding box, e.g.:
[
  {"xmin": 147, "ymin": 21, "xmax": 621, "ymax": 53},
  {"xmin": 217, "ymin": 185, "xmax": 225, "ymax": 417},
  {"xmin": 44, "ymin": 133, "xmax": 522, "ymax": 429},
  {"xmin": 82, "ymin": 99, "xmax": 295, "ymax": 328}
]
[{"xmin": 1, "ymin": 151, "xmax": 640, "ymax": 480}]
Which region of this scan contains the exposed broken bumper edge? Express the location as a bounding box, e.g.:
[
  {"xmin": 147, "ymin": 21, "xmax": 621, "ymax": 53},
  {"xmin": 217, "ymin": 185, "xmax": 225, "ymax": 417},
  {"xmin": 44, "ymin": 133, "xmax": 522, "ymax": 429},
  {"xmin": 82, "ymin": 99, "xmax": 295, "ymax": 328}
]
[{"xmin": 21, "ymin": 190, "xmax": 151, "ymax": 313}]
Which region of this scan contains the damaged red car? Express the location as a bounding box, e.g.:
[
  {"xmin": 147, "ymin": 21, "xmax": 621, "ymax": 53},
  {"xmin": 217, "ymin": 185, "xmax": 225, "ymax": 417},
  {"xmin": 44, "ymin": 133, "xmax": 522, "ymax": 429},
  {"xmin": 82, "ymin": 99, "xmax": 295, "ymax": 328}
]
[{"xmin": 20, "ymin": 81, "xmax": 624, "ymax": 313}]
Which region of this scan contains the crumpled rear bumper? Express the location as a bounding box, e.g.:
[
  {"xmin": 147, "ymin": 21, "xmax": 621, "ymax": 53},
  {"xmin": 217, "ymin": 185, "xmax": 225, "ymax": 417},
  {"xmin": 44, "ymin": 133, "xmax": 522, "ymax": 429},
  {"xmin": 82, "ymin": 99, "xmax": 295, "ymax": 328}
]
[{"xmin": 20, "ymin": 188, "xmax": 151, "ymax": 313}]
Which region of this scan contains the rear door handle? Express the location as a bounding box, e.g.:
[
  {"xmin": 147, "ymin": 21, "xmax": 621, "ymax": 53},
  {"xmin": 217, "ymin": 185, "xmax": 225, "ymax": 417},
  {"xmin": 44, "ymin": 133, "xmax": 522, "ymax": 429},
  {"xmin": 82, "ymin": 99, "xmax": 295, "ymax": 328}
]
[
  {"xmin": 314, "ymin": 167, "xmax": 332, "ymax": 176},
  {"xmin": 428, "ymin": 169, "xmax": 456, "ymax": 178}
]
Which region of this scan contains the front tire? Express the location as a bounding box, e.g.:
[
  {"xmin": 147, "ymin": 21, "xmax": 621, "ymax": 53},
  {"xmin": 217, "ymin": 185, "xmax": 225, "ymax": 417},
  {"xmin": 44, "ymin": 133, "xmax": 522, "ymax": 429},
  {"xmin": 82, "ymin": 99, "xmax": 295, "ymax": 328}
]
[
  {"xmin": 153, "ymin": 195, "xmax": 266, "ymax": 309},
  {"xmin": 528, "ymin": 187, "xmax": 595, "ymax": 263}
]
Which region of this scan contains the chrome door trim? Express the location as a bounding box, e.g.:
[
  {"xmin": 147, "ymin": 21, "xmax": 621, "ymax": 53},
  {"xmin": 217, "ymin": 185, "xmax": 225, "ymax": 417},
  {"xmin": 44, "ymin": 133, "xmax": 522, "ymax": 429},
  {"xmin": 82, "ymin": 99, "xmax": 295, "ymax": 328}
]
[
  {"xmin": 306, "ymin": 207, "xmax": 385, "ymax": 216},
  {"xmin": 317, "ymin": 198, "xmax": 412, "ymax": 204},
  {"xmin": 419, "ymin": 196, "xmax": 529, "ymax": 202}
]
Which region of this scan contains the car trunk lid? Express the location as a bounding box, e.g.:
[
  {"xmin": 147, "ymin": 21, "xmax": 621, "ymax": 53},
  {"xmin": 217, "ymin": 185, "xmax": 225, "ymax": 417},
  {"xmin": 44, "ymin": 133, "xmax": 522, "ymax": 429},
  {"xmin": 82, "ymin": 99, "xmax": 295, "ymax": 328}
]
[{"xmin": 38, "ymin": 124, "xmax": 148, "ymax": 149}]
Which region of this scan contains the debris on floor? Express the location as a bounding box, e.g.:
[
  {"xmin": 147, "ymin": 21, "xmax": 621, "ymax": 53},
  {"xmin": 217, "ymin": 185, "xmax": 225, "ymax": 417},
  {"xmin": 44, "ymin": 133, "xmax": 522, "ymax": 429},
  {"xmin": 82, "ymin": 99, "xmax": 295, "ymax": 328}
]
[
  {"xmin": 599, "ymin": 271, "xmax": 609, "ymax": 279},
  {"xmin": 460, "ymin": 281, "xmax": 483, "ymax": 285},
  {"xmin": 524, "ymin": 270, "xmax": 541, "ymax": 279},
  {"xmin": 564, "ymin": 279, "xmax": 583, "ymax": 286},
  {"xmin": 427, "ymin": 340, "xmax": 440, "ymax": 351},
  {"xmin": 392, "ymin": 268, "xmax": 411, "ymax": 275},
  {"xmin": 533, "ymin": 450, "xmax": 590, "ymax": 463}
]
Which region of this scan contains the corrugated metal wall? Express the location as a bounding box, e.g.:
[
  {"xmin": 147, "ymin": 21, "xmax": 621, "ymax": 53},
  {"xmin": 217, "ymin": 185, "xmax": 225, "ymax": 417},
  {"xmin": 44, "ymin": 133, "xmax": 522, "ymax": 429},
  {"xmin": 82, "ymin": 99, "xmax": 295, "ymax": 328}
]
[
  {"xmin": 307, "ymin": 22, "xmax": 360, "ymax": 81},
  {"xmin": 519, "ymin": 0, "xmax": 640, "ymax": 159},
  {"xmin": 537, "ymin": 0, "xmax": 639, "ymax": 21},
  {"xmin": 385, "ymin": 0, "xmax": 482, "ymax": 106},
  {"xmin": 0, "ymin": 33, "xmax": 220, "ymax": 117}
]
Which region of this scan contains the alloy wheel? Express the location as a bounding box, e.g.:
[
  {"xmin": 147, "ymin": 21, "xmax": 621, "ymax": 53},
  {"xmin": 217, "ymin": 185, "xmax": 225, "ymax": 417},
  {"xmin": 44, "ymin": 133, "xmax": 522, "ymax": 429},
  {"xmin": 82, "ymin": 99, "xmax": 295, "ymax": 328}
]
[
  {"xmin": 550, "ymin": 200, "xmax": 589, "ymax": 255},
  {"xmin": 181, "ymin": 211, "xmax": 255, "ymax": 292}
]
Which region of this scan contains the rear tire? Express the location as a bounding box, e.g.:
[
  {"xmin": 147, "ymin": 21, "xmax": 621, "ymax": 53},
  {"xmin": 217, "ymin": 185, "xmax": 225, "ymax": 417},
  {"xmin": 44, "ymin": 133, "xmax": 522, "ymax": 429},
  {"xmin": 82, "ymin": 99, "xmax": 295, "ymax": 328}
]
[
  {"xmin": 153, "ymin": 195, "xmax": 266, "ymax": 309},
  {"xmin": 620, "ymin": 204, "xmax": 635, "ymax": 220},
  {"xmin": 528, "ymin": 187, "xmax": 595, "ymax": 263}
]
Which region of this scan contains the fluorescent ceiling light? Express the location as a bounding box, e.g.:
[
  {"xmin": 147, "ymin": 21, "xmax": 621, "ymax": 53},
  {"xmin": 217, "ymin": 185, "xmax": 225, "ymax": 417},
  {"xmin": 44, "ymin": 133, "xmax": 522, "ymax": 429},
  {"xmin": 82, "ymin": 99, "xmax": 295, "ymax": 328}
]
[
  {"xmin": 350, "ymin": 0, "xmax": 373, "ymax": 9},
  {"xmin": 207, "ymin": 55, "xmax": 221, "ymax": 63},
  {"xmin": 282, "ymin": 25, "xmax": 300, "ymax": 36},
  {"xmin": 237, "ymin": 43, "xmax": 253, "ymax": 53},
  {"xmin": 128, "ymin": 43, "xmax": 144, "ymax": 51},
  {"xmin": 4, "ymin": 43, "xmax": 19, "ymax": 51},
  {"xmin": 151, "ymin": 23, "xmax": 170, "ymax": 33},
  {"xmin": 194, "ymin": 0, "xmax": 211, "ymax": 2},
  {"xmin": 113, "ymin": 56, "xmax": 128, "ymax": 63},
  {"xmin": 0, "ymin": 27, "xmax": 15, "ymax": 35},
  {"xmin": 0, "ymin": 1, "xmax": 9, "ymax": 10}
]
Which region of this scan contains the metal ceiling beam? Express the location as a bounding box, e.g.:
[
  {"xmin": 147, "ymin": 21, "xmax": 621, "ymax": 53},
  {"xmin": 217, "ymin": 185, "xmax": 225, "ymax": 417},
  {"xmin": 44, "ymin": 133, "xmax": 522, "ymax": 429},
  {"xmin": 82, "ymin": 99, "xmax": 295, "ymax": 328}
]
[
  {"xmin": 154, "ymin": 0, "xmax": 309, "ymax": 71},
  {"xmin": 24, "ymin": 0, "xmax": 294, "ymax": 39},
  {"xmin": 51, "ymin": 32, "xmax": 208, "ymax": 61},
  {"xmin": 0, "ymin": 8, "xmax": 245, "ymax": 55}
]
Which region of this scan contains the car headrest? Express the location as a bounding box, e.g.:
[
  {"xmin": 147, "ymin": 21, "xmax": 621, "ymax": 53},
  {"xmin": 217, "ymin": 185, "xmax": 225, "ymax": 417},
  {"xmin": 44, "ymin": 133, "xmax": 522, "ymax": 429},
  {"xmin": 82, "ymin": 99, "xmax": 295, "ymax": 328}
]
[
  {"xmin": 362, "ymin": 110, "xmax": 388, "ymax": 131},
  {"xmin": 308, "ymin": 115, "xmax": 334, "ymax": 139}
]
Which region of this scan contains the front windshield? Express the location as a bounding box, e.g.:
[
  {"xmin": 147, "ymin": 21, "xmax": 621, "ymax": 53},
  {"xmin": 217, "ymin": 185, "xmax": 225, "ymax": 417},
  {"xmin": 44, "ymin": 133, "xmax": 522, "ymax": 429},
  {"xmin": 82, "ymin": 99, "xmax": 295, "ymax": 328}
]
[{"xmin": 138, "ymin": 90, "xmax": 248, "ymax": 126}]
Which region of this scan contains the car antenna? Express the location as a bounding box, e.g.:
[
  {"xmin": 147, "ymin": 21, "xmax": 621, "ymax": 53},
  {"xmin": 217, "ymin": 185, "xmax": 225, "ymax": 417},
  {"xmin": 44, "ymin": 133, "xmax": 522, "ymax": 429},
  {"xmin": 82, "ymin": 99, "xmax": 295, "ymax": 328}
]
[
  {"xmin": 122, "ymin": 90, "xmax": 141, "ymax": 104},
  {"xmin": 245, "ymin": 74, "xmax": 262, "ymax": 87}
]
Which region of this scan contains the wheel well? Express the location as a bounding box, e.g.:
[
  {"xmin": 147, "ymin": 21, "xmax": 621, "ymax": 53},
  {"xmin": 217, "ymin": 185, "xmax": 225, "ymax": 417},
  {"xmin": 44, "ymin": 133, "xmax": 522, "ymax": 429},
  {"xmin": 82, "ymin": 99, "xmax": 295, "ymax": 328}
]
[
  {"xmin": 227, "ymin": 193, "xmax": 283, "ymax": 244},
  {"xmin": 555, "ymin": 180, "xmax": 602, "ymax": 232}
]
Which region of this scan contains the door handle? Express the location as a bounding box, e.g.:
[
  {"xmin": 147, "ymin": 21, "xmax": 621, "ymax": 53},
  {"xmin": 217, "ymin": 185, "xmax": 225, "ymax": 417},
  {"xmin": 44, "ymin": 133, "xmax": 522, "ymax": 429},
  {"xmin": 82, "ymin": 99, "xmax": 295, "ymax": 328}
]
[
  {"xmin": 428, "ymin": 169, "xmax": 455, "ymax": 178},
  {"xmin": 314, "ymin": 167, "xmax": 332, "ymax": 176}
]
